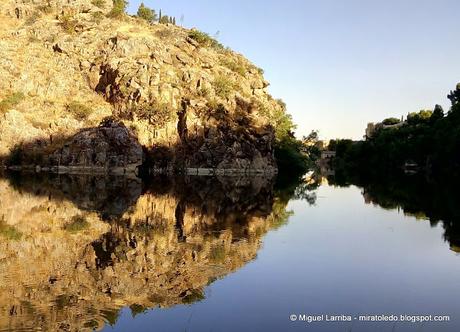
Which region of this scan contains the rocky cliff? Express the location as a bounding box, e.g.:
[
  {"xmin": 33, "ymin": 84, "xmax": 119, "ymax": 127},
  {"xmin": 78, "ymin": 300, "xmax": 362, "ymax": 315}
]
[{"xmin": 0, "ymin": 0, "xmax": 284, "ymax": 173}]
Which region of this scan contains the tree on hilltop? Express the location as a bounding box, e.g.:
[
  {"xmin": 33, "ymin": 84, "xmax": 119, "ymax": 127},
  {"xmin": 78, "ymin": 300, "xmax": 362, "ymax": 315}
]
[
  {"xmin": 137, "ymin": 2, "xmax": 157, "ymax": 23},
  {"xmin": 159, "ymin": 15, "xmax": 170, "ymax": 24},
  {"xmin": 448, "ymin": 83, "xmax": 460, "ymax": 106},
  {"xmin": 109, "ymin": 0, "xmax": 128, "ymax": 18}
]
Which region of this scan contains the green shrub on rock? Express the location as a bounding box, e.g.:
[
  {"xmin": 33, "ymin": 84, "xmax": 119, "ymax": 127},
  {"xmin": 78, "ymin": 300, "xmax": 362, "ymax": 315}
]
[
  {"xmin": 66, "ymin": 101, "xmax": 93, "ymax": 120},
  {"xmin": 91, "ymin": 11, "xmax": 105, "ymax": 24},
  {"xmin": 0, "ymin": 92, "xmax": 25, "ymax": 114},
  {"xmin": 64, "ymin": 215, "xmax": 89, "ymax": 233},
  {"xmin": 220, "ymin": 57, "xmax": 246, "ymax": 76},
  {"xmin": 91, "ymin": 0, "xmax": 105, "ymax": 8},
  {"xmin": 136, "ymin": 100, "xmax": 176, "ymax": 128},
  {"xmin": 25, "ymin": 11, "xmax": 41, "ymax": 26},
  {"xmin": 188, "ymin": 30, "xmax": 223, "ymax": 50},
  {"xmin": 213, "ymin": 76, "xmax": 234, "ymax": 99},
  {"xmin": 59, "ymin": 14, "xmax": 78, "ymax": 33},
  {"xmin": 0, "ymin": 217, "xmax": 23, "ymax": 241}
]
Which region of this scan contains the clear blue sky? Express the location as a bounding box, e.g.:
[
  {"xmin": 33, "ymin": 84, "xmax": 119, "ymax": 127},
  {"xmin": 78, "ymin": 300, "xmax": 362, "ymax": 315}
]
[{"xmin": 128, "ymin": 0, "xmax": 460, "ymax": 140}]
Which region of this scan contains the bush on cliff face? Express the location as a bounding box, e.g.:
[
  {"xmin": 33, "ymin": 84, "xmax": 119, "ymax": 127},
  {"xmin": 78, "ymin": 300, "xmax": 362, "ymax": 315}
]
[
  {"xmin": 64, "ymin": 215, "xmax": 89, "ymax": 233},
  {"xmin": 91, "ymin": 0, "xmax": 105, "ymax": 8},
  {"xmin": 219, "ymin": 57, "xmax": 247, "ymax": 76},
  {"xmin": 91, "ymin": 11, "xmax": 105, "ymax": 24},
  {"xmin": 66, "ymin": 101, "xmax": 93, "ymax": 121},
  {"xmin": 37, "ymin": 4, "xmax": 54, "ymax": 14},
  {"xmin": 0, "ymin": 217, "xmax": 22, "ymax": 241},
  {"xmin": 25, "ymin": 10, "xmax": 41, "ymax": 25},
  {"xmin": 59, "ymin": 13, "xmax": 78, "ymax": 34},
  {"xmin": 0, "ymin": 92, "xmax": 25, "ymax": 114},
  {"xmin": 135, "ymin": 100, "xmax": 176, "ymax": 128},
  {"xmin": 188, "ymin": 30, "xmax": 224, "ymax": 50},
  {"xmin": 213, "ymin": 75, "xmax": 234, "ymax": 99}
]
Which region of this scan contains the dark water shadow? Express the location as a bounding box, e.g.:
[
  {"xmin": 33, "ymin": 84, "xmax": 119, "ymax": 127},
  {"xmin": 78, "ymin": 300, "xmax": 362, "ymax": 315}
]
[{"xmin": 328, "ymin": 170, "xmax": 460, "ymax": 252}]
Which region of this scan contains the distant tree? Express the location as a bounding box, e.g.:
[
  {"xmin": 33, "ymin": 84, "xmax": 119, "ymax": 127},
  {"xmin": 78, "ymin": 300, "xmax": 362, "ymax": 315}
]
[
  {"xmin": 137, "ymin": 2, "xmax": 156, "ymax": 22},
  {"xmin": 173, "ymin": 17, "xmax": 176, "ymax": 25},
  {"xmin": 159, "ymin": 15, "xmax": 169, "ymax": 24},
  {"xmin": 334, "ymin": 139, "xmax": 355, "ymax": 159},
  {"xmin": 302, "ymin": 130, "xmax": 319, "ymax": 145},
  {"xmin": 430, "ymin": 104, "xmax": 444, "ymax": 122},
  {"xmin": 407, "ymin": 110, "xmax": 432, "ymax": 125},
  {"xmin": 270, "ymin": 99, "xmax": 309, "ymax": 175},
  {"xmin": 159, "ymin": 9, "xmax": 162, "ymax": 21},
  {"xmin": 382, "ymin": 117, "xmax": 401, "ymax": 125},
  {"xmin": 301, "ymin": 130, "xmax": 321, "ymax": 162},
  {"xmin": 328, "ymin": 139, "xmax": 337, "ymax": 151},
  {"xmin": 448, "ymin": 83, "xmax": 460, "ymax": 106},
  {"xmin": 108, "ymin": 0, "xmax": 128, "ymax": 18}
]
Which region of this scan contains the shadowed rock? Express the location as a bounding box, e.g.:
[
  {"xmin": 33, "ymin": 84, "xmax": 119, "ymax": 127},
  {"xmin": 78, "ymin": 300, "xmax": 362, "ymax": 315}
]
[{"xmin": 50, "ymin": 119, "xmax": 143, "ymax": 173}]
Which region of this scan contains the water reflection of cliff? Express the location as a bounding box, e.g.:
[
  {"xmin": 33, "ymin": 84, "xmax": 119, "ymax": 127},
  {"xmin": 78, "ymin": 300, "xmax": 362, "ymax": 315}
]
[
  {"xmin": 328, "ymin": 172, "xmax": 460, "ymax": 252},
  {"xmin": 0, "ymin": 173, "xmax": 293, "ymax": 332}
]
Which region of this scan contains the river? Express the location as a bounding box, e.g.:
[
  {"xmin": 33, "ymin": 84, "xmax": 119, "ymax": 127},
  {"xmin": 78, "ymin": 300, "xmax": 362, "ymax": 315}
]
[{"xmin": 0, "ymin": 172, "xmax": 459, "ymax": 331}]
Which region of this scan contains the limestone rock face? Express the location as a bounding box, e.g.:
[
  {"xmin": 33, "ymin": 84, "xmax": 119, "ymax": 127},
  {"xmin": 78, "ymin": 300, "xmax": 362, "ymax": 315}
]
[
  {"xmin": 51, "ymin": 119, "xmax": 143, "ymax": 171},
  {"xmin": 4, "ymin": 0, "xmax": 113, "ymax": 19},
  {"xmin": 0, "ymin": 0, "xmax": 281, "ymax": 173}
]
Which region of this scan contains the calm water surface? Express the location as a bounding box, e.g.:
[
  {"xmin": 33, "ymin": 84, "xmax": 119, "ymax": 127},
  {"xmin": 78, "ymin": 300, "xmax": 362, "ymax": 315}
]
[{"xmin": 0, "ymin": 173, "xmax": 459, "ymax": 331}]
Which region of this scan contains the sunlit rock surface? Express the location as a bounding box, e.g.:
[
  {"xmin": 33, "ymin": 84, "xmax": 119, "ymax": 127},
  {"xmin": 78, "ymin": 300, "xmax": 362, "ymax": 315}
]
[{"xmin": 0, "ymin": 0, "xmax": 281, "ymax": 172}]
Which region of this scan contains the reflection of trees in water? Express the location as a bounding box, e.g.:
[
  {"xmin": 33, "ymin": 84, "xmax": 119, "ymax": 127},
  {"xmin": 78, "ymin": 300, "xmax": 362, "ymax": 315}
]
[
  {"xmin": 328, "ymin": 172, "xmax": 460, "ymax": 252},
  {"xmin": 275, "ymin": 171, "xmax": 320, "ymax": 207},
  {"xmin": 0, "ymin": 172, "xmax": 304, "ymax": 332},
  {"xmin": 294, "ymin": 180, "xmax": 320, "ymax": 206}
]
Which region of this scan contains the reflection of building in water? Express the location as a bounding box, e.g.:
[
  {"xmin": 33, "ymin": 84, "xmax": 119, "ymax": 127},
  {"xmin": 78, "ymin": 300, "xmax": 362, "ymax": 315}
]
[
  {"xmin": 0, "ymin": 175, "xmax": 290, "ymax": 332},
  {"xmin": 319, "ymin": 165, "xmax": 335, "ymax": 177},
  {"xmin": 317, "ymin": 149, "xmax": 336, "ymax": 178}
]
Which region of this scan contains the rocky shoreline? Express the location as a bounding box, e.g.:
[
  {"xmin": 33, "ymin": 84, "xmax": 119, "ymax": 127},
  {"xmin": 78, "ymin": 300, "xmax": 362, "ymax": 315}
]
[{"xmin": 3, "ymin": 165, "xmax": 277, "ymax": 176}]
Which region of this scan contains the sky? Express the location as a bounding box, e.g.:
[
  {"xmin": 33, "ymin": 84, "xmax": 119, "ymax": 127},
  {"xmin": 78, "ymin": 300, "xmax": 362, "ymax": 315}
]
[{"xmin": 128, "ymin": 0, "xmax": 460, "ymax": 140}]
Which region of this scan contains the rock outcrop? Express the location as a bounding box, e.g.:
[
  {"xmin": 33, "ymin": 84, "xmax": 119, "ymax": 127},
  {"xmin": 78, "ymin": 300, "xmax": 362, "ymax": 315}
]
[
  {"xmin": 0, "ymin": 0, "xmax": 283, "ymax": 173},
  {"xmin": 4, "ymin": 0, "xmax": 113, "ymax": 20},
  {"xmin": 51, "ymin": 119, "xmax": 143, "ymax": 173}
]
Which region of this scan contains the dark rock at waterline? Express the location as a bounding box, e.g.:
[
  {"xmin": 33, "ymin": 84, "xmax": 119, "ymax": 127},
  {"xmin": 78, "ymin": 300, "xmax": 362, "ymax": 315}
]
[{"xmin": 51, "ymin": 119, "xmax": 143, "ymax": 172}]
